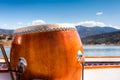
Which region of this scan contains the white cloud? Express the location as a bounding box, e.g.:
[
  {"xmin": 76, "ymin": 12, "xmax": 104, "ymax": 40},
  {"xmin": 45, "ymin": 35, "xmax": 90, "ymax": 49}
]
[
  {"xmin": 3, "ymin": 24, "xmax": 8, "ymax": 27},
  {"xmin": 96, "ymin": 12, "xmax": 103, "ymax": 16},
  {"xmin": 0, "ymin": 24, "xmax": 10, "ymax": 29},
  {"xmin": 17, "ymin": 22, "xmax": 23, "ymax": 25},
  {"xmin": 108, "ymin": 24, "xmax": 120, "ymax": 29},
  {"xmin": 76, "ymin": 21, "xmax": 106, "ymax": 27},
  {"xmin": 3, "ymin": 24, "xmax": 9, "ymax": 29},
  {"xmin": 32, "ymin": 20, "xmax": 45, "ymax": 25}
]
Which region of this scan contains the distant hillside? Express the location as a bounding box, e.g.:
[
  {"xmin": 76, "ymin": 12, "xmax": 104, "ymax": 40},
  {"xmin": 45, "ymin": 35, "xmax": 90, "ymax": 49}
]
[
  {"xmin": 0, "ymin": 29, "xmax": 13, "ymax": 35},
  {"xmin": 76, "ymin": 25, "xmax": 118, "ymax": 38},
  {"xmin": 81, "ymin": 31, "xmax": 120, "ymax": 45},
  {"xmin": 0, "ymin": 26, "xmax": 118, "ymax": 36},
  {"xmin": 0, "ymin": 26, "xmax": 119, "ymax": 40}
]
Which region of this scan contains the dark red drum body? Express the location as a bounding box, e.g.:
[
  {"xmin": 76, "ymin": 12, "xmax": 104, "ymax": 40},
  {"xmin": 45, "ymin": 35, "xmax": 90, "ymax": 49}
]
[{"xmin": 10, "ymin": 24, "xmax": 84, "ymax": 80}]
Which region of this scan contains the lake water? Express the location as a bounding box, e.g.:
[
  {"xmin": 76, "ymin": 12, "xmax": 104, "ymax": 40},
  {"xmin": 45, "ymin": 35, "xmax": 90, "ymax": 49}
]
[
  {"xmin": 0, "ymin": 47, "xmax": 10, "ymax": 58},
  {"xmin": 0, "ymin": 45, "xmax": 120, "ymax": 58},
  {"xmin": 84, "ymin": 45, "xmax": 120, "ymax": 56}
]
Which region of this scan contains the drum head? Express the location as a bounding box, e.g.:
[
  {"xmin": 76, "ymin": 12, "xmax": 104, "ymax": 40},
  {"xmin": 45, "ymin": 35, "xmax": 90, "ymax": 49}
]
[{"xmin": 14, "ymin": 24, "xmax": 76, "ymax": 35}]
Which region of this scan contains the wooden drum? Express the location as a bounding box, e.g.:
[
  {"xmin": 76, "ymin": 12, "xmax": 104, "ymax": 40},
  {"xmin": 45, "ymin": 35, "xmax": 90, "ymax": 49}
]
[{"xmin": 10, "ymin": 24, "xmax": 84, "ymax": 80}]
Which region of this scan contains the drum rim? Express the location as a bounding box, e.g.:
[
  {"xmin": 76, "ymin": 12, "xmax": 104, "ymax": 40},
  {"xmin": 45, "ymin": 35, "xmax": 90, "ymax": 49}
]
[{"xmin": 13, "ymin": 23, "xmax": 76, "ymax": 35}]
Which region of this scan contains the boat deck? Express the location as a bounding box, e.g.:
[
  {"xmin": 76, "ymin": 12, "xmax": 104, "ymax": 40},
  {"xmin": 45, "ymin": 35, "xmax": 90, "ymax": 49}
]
[
  {"xmin": 0, "ymin": 72, "xmax": 12, "ymax": 80},
  {"xmin": 0, "ymin": 57, "xmax": 120, "ymax": 80}
]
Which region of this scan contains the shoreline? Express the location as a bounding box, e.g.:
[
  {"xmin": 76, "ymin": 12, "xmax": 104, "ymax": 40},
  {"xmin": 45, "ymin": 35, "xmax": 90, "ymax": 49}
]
[
  {"xmin": 1, "ymin": 40, "xmax": 120, "ymax": 46},
  {"xmin": 0, "ymin": 41, "xmax": 12, "ymax": 47},
  {"xmin": 83, "ymin": 44, "xmax": 120, "ymax": 46}
]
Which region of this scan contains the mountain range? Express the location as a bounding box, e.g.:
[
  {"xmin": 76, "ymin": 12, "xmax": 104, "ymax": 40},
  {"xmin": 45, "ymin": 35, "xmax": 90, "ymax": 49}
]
[
  {"xmin": 0, "ymin": 29, "xmax": 13, "ymax": 35},
  {"xmin": 0, "ymin": 26, "xmax": 120, "ymax": 45},
  {"xmin": 76, "ymin": 25, "xmax": 118, "ymax": 38},
  {"xmin": 0, "ymin": 26, "xmax": 118, "ymax": 36},
  {"xmin": 82, "ymin": 30, "xmax": 120, "ymax": 45}
]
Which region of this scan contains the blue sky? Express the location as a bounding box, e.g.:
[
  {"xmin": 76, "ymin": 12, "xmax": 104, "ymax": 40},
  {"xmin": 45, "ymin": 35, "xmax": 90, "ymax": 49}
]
[{"xmin": 0, "ymin": 0, "xmax": 120, "ymax": 29}]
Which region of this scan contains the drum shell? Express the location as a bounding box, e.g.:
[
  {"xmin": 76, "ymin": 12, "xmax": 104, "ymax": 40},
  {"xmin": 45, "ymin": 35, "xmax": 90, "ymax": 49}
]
[{"xmin": 10, "ymin": 30, "xmax": 84, "ymax": 80}]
